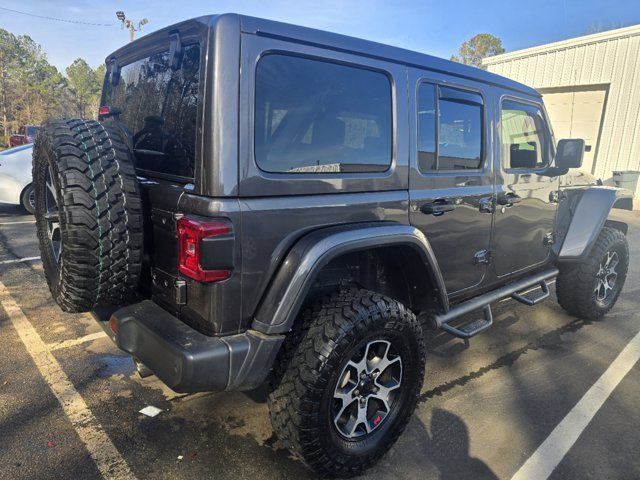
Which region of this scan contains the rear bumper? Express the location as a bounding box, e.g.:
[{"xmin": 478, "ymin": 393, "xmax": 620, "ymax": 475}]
[{"xmin": 96, "ymin": 300, "xmax": 284, "ymax": 393}]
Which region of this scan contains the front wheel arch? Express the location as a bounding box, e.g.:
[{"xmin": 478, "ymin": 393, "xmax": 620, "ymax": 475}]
[{"xmin": 557, "ymin": 226, "xmax": 629, "ymax": 319}]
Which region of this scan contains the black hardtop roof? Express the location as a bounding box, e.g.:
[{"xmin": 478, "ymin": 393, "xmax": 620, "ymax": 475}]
[{"xmin": 107, "ymin": 13, "xmax": 539, "ymax": 98}]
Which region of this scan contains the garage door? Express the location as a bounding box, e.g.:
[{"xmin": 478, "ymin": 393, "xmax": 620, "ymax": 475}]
[{"xmin": 541, "ymin": 87, "xmax": 607, "ymax": 174}]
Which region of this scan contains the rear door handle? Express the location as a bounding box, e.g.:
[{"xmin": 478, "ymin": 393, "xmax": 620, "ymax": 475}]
[
  {"xmin": 497, "ymin": 193, "xmax": 522, "ymax": 206},
  {"xmin": 421, "ymin": 200, "xmax": 455, "ymax": 216}
]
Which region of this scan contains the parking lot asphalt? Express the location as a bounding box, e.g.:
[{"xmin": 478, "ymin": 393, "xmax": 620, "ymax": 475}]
[{"xmin": 0, "ymin": 202, "xmax": 639, "ymax": 480}]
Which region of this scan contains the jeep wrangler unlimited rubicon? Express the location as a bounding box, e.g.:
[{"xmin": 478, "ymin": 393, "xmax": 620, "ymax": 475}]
[{"xmin": 32, "ymin": 14, "xmax": 632, "ymax": 478}]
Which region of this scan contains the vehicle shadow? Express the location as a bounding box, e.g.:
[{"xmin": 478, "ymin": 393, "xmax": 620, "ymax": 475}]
[{"xmin": 243, "ymin": 383, "xmax": 497, "ymax": 479}]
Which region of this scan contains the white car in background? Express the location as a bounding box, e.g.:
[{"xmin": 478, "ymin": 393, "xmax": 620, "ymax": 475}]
[{"xmin": 0, "ymin": 144, "xmax": 35, "ymax": 214}]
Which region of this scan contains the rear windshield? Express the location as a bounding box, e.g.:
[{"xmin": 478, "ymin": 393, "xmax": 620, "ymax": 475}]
[{"xmin": 102, "ymin": 43, "xmax": 200, "ymax": 179}]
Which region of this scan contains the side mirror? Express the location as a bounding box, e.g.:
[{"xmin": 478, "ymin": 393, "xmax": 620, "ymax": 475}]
[{"xmin": 555, "ymin": 139, "xmax": 584, "ymax": 169}]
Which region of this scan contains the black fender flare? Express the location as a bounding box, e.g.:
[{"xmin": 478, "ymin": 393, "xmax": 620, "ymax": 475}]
[
  {"xmin": 251, "ymin": 222, "xmax": 449, "ymax": 334},
  {"xmin": 559, "ymin": 186, "xmax": 633, "ymax": 261}
]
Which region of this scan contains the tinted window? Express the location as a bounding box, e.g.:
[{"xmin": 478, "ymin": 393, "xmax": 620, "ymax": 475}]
[
  {"xmin": 417, "ymin": 84, "xmax": 436, "ymax": 171},
  {"xmin": 501, "ymin": 100, "xmax": 548, "ymax": 170},
  {"xmin": 255, "ymin": 55, "xmax": 392, "ymax": 173},
  {"xmin": 438, "ymin": 89, "xmax": 483, "ymax": 170},
  {"xmin": 103, "ymin": 44, "xmax": 200, "ymax": 178},
  {"xmin": 418, "ymin": 84, "xmax": 483, "ymax": 171}
]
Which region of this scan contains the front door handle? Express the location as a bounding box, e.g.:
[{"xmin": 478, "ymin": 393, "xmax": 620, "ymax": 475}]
[
  {"xmin": 497, "ymin": 193, "xmax": 522, "ymax": 206},
  {"xmin": 421, "ymin": 200, "xmax": 455, "ymax": 216}
]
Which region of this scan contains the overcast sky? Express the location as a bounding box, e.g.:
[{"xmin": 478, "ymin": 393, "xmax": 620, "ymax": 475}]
[{"xmin": 1, "ymin": 0, "xmax": 640, "ymax": 72}]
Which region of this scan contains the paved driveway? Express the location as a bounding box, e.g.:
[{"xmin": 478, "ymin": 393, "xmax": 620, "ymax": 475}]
[{"xmin": 1, "ymin": 203, "xmax": 639, "ymax": 479}]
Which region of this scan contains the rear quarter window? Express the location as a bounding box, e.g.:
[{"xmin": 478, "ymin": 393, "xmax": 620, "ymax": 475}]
[
  {"xmin": 254, "ymin": 54, "xmax": 392, "ymax": 174},
  {"xmin": 103, "ymin": 43, "xmax": 201, "ymax": 179}
]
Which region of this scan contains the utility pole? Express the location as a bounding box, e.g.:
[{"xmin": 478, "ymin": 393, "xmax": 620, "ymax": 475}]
[{"xmin": 116, "ymin": 11, "xmax": 148, "ymax": 43}]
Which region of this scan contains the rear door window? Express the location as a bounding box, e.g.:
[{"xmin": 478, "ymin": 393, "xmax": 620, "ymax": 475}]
[
  {"xmin": 254, "ymin": 54, "xmax": 392, "ymax": 174},
  {"xmin": 417, "ymin": 84, "xmax": 484, "ymax": 171},
  {"xmin": 103, "ymin": 43, "xmax": 201, "ymax": 179}
]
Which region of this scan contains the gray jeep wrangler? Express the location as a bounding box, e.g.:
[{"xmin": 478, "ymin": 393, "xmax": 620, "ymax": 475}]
[{"xmin": 33, "ymin": 14, "xmax": 632, "ymax": 478}]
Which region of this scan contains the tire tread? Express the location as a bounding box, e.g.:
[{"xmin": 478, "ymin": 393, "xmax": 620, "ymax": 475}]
[
  {"xmin": 556, "ymin": 226, "xmax": 629, "ymax": 319},
  {"xmin": 33, "ymin": 118, "xmax": 143, "ymax": 312},
  {"xmin": 268, "ymin": 288, "xmax": 425, "ymax": 478}
]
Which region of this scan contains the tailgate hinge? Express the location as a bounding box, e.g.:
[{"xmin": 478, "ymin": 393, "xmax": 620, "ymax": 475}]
[{"xmin": 175, "ymin": 279, "xmax": 187, "ymax": 305}]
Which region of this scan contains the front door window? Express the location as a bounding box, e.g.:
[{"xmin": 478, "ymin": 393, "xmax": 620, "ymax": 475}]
[{"xmin": 501, "ymin": 101, "xmax": 549, "ymax": 171}]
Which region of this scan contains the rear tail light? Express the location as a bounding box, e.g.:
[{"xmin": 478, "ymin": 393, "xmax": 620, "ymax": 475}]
[
  {"xmin": 177, "ymin": 217, "xmax": 231, "ymax": 282},
  {"xmin": 98, "ymin": 106, "xmax": 111, "ymax": 116}
]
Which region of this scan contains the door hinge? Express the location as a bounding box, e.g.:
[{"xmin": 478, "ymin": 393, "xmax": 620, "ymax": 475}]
[
  {"xmin": 478, "ymin": 196, "xmax": 496, "ymax": 213},
  {"xmin": 474, "ymin": 249, "xmax": 492, "ymax": 265},
  {"xmin": 544, "ymin": 233, "xmax": 555, "ymax": 246}
]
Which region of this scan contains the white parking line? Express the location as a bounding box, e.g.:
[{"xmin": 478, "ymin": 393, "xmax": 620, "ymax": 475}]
[
  {"xmin": 0, "ymin": 256, "xmax": 41, "ymax": 265},
  {"xmin": 0, "ymin": 281, "xmax": 136, "ymax": 480},
  {"xmin": 512, "ymin": 328, "xmax": 640, "ymax": 480},
  {"xmin": 48, "ymin": 330, "xmax": 108, "ymax": 351},
  {"xmin": 0, "ymin": 220, "xmax": 36, "ymax": 225}
]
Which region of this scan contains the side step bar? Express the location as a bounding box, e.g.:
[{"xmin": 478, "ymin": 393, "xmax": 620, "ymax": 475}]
[{"xmin": 435, "ymin": 267, "xmax": 559, "ymax": 339}]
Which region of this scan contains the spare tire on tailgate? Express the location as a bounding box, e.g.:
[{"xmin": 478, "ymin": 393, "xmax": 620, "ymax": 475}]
[{"xmin": 33, "ymin": 118, "xmax": 143, "ymax": 312}]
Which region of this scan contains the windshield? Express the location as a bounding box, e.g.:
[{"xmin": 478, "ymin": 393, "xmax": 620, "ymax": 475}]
[{"xmin": 102, "ymin": 43, "xmax": 201, "ymax": 179}]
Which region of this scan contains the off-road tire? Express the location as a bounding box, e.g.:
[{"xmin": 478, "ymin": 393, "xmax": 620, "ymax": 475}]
[
  {"xmin": 268, "ymin": 288, "xmax": 426, "ymax": 478},
  {"xmin": 556, "ymin": 226, "xmax": 629, "ymax": 320},
  {"xmin": 33, "ymin": 118, "xmax": 143, "ymax": 312},
  {"xmin": 20, "ymin": 183, "xmax": 35, "ymax": 214}
]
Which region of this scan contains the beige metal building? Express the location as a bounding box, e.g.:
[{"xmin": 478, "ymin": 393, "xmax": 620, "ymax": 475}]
[{"xmin": 484, "ymin": 25, "xmax": 640, "ymax": 195}]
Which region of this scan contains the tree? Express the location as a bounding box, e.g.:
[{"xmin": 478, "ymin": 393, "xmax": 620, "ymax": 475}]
[
  {"xmin": 0, "ymin": 29, "xmax": 67, "ymax": 146},
  {"xmin": 66, "ymin": 58, "xmax": 103, "ymax": 118},
  {"xmin": 0, "ymin": 29, "xmax": 106, "ymax": 147},
  {"xmin": 451, "ymin": 33, "xmax": 505, "ymax": 69}
]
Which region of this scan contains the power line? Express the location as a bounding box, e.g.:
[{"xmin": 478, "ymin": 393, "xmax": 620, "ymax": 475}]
[{"xmin": 0, "ymin": 6, "xmax": 113, "ymax": 27}]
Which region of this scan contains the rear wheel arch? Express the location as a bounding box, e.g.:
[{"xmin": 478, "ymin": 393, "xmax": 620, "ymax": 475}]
[
  {"xmin": 309, "ymin": 244, "xmax": 444, "ymax": 314},
  {"xmin": 251, "ymin": 224, "xmax": 449, "ymax": 335}
]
